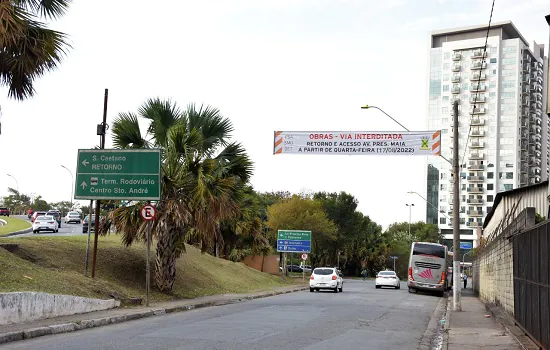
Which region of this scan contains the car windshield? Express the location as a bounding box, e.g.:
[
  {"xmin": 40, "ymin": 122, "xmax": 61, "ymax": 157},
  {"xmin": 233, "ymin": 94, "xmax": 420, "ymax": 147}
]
[
  {"xmin": 69, "ymin": 213, "xmax": 80, "ymax": 216},
  {"xmin": 379, "ymin": 271, "xmax": 396, "ymax": 276},
  {"xmin": 412, "ymin": 243, "xmax": 446, "ymax": 258},
  {"xmin": 36, "ymin": 216, "xmax": 53, "ymax": 221},
  {"xmin": 313, "ymin": 268, "xmax": 334, "ymax": 275}
]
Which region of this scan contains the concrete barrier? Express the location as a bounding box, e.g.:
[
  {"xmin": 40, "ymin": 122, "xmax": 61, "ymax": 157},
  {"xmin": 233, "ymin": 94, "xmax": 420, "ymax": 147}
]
[{"xmin": 0, "ymin": 292, "xmax": 120, "ymax": 326}]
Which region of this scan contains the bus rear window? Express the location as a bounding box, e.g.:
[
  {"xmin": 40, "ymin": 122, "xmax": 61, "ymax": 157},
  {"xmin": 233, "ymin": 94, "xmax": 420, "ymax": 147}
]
[{"xmin": 413, "ymin": 243, "xmax": 445, "ymax": 258}]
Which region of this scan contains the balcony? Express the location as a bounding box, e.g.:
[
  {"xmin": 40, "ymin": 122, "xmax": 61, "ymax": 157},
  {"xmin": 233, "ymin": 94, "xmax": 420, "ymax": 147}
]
[
  {"xmin": 451, "ymin": 96, "xmax": 461, "ymax": 103},
  {"xmin": 452, "ymin": 52, "xmax": 461, "ymax": 61},
  {"xmin": 451, "ymin": 74, "xmax": 461, "ymax": 83},
  {"xmin": 452, "ymin": 64, "xmax": 461, "ymax": 72},
  {"xmin": 467, "ymin": 222, "xmax": 482, "ymax": 228},
  {"xmin": 470, "ymin": 107, "xmax": 486, "ymax": 114},
  {"xmin": 467, "ymin": 176, "xmax": 485, "ymax": 182},
  {"xmin": 470, "ymin": 72, "xmax": 486, "ymax": 81},
  {"xmin": 467, "ymin": 210, "xmax": 483, "ymax": 217},
  {"xmin": 467, "ymin": 198, "xmax": 483, "ymax": 204},
  {"xmin": 471, "ymin": 61, "xmax": 487, "ymax": 70},
  {"xmin": 471, "ymin": 49, "xmax": 487, "ymax": 58},
  {"xmin": 470, "ymin": 95, "xmax": 486, "ymax": 103},
  {"xmin": 451, "ymin": 85, "xmax": 461, "ymax": 94},
  {"xmin": 469, "ymin": 152, "xmax": 484, "ymax": 160},
  {"xmin": 523, "ymin": 63, "xmax": 531, "ymax": 72},
  {"xmin": 470, "ymin": 84, "xmax": 486, "ymax": 92},
  {"xmin": 469, "ymin": 141, "xmax": 484, "ymax": 148},
  {"xmin": 468, "ymin": 163, "xmax": 484, "ymax": 170},
  {"xmin": 467, "ymin": 187, "xmax": 484, "ymax": 193},
  {"xmin": 471, "ymin": 117, "xmax": 485, "ymax": 125},
  {"xmin": 470, "ymin": 130, "xmax": 485, "ymax": 137}
]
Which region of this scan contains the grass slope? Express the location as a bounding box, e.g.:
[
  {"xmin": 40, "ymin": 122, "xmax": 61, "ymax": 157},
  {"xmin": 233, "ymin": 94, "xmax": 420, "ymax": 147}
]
[
  {"xmin": 0, "ymin": 217, "xmax": 31, "ymax": 236},
  {"xmin": 0, "ymin": 235, "xmax": 295, "ymax": 302}
]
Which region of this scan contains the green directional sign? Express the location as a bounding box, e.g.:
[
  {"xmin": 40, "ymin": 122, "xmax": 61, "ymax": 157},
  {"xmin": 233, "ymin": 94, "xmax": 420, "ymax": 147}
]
[
  {"xmin": 277, "ymin": 230, "xmax": 311, "ymax": 241},
  {"xmin": 74, "ymin": 149, "xmax": 161, "ymax": 201}
]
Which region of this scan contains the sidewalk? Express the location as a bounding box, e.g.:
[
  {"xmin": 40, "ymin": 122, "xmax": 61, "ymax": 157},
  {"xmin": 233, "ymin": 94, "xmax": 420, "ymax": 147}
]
[
  {"xmin": 446, "ymin": 287, "xmax": 523, "ymax": 350},
  {"xmin": 0, "ymin": 284, "xmax": 307, "ymax": 345}
]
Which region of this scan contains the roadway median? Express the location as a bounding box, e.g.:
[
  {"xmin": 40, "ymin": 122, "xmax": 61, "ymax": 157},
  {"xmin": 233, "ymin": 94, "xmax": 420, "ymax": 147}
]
[{"xmin": 0, "ymin": 217, "xmax": 32, "ymax": 237}]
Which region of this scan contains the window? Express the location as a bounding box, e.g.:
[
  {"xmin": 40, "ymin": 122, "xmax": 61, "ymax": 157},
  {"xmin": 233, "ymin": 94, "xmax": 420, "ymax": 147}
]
[
  {"xmin": 487, "ymin": 206, "xmax": 492, "ymax": 213},
  {"xmin": 502, "ymin": 69, "xmax": 516, "ymax": 76},
  {"xmin": 443, "ymin": 74, "xmax": 450, "ymax": 81},
  {"xmin": 504, "ymin": 184, "xmax": 513, "ymax": 191},
  {"xmin": 503, "ymin": 46, "xmax": 516, "ymax": 53},
  {"xmin": 440, "ymin": 217, "xmax": 447, "ymax": 224},
  {"xmin": 443, "ymin": 96, "xmax": 449, "ymax": 101},
  {"xmin": 442, "ymin": 107, "xmax": 448, "ymax": 114},
  {"xmin": 487, "ymin": 195, "xmax": 494, "ymax": 202},
  {"xmin": 488, "ymin": 184, "xmax": 494, "ymax": 190},
  {"xmin": 489, "ymin": 92, "xmax": 496, "ymax": 97},
  {"xmin": 490, "ymin": 47, "xmax": 497, "ymax": 54},
  {"xmin": 444, "ymin": 52, "xmax": 450, "ymax": 60},
  {"xmin": 487, "ymin": 172, "xmax": 494, "ymax": 179},
  {"xmin": 443, "ymin": 63, "xmax": 450, "ymax": 70},
  {"xmin": 490, "ymin": 81, "xmax": 497, "ymax": 88},
  {"xmin": 412, "ymin": 243, "xmax": 445, "ymax": 258},
  {"xmin": 490, "ymin": 58, "xmax": 497, "ymax": 63},
  {"xmin": 443, "ymin": 85, "xmax": 449, "ymax": 92},
  {"xmin": 492, "ymin": 69, "xmax": 497, "ymax": 74}
]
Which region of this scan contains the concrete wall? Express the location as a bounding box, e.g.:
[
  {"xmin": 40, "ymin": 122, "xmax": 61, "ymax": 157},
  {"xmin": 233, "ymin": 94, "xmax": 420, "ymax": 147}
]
[
  {"xmin": 0, "ymin": 292, "xmax": 120, "ymax": 325},
  {"xmin": 473, "ymin": 233, "xmax": 514, "ymax": 315},
  {"xmin": 243, "ymin": 255, "xmax": 280, "ymax": 275}
]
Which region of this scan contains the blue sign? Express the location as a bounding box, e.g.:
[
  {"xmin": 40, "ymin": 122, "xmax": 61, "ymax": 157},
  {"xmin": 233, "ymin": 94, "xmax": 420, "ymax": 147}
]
[
  {"xmin": 276, "ymin": 239, "xmax": 311, "ymax": 253},
  {"xmin": 460, "ymin": 241, "xmax": 473, "ymax": 250}
]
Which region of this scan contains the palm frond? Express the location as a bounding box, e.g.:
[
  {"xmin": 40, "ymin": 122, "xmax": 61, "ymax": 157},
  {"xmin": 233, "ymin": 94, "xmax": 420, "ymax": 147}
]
[
  {"xmin": 111, "ymin": 112, "xmax": 148, "ymax": 149},
  {"xmin": 138, "ymin": 98, "xmax": 183, "ymax": 147},
  {"xmin": 14, "ymin": 0, "xmax": 70, "ymax": 20},
  {"xmin": 184, "ymin": 103, "xmax": 234, "ymax": 155}
]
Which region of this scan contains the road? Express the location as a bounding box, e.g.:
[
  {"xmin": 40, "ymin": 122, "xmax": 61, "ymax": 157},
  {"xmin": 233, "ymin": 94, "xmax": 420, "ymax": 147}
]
[
  {"xmin": 8, "ymin": 215, "xmax": 85, "ymax": 237},
  {"xmin": 0, "ymin": 280, "xmax": 443, "ymax": 350}
]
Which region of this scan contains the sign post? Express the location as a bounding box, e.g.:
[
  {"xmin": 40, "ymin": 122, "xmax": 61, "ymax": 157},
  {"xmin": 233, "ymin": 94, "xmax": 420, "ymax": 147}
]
[
  {"xmin": 301, "ymin": 253, "xmax": 308, "ymax": 281},
  {"xmin": 390, "ymin": 255, "xmax": 398, "ymax": 272},
  {"xmin": 140, "ymin": 204, "xmax": 156, "ymax": 307}
]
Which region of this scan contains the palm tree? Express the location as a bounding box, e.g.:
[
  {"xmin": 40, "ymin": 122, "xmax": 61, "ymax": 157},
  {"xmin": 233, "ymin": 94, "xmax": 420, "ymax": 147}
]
[
  {"xmin": 104, "ymin": 98, "xmax": 253, "ymax": 292},
  {"xmin": 1, "ymin": 0, "xmax": 71, "ymax": 100}
]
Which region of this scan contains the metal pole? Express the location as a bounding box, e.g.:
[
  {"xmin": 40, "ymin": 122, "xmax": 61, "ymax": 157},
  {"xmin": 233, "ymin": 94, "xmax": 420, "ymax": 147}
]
[
  {"xmin": 85, "ymin": 200, "xmax": 93, "ymax": 276},
  {"xmin": 6, "ymin": 174, "xmax": 18, "ymax": 192},
  {"xmin": 92, "ymin": 88, "xmax": 108, "ymax": 279},
  {"xmin": 61, "ymin": 165, "xmax": 74, "ymax": 208},
  {"xmin": 452, "ymin": 100, "xmax": 461, "ymax": 311},
  {"xmin": 146, "ymin": 220, "xmax": 151, "ymax": 306}
]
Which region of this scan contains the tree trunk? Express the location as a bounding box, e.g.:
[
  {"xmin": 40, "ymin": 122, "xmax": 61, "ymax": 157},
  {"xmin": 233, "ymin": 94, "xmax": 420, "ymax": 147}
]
[{"xmin": 155, "ymin": 228, "xmax": 178, "ymax": 292}]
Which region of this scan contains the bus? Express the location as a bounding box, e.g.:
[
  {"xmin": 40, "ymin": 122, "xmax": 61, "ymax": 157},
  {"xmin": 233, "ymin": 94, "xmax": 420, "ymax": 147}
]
[{"xmin": 407, "ymin": 242, "xmax": 448, "ymax": 296}]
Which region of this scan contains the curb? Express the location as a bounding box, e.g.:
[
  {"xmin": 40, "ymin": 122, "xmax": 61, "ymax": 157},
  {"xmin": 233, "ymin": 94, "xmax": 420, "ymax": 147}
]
[
  {"xmin": 418, "ymin": 293, "xmax": 449, "ymax": 350},
  {"xmin": 1, "ymin": 226, "xmax": 33, "ymax": 237},
  {"xmin": 483, "ymin": 303, "xmax": 540, "ymax": 350},
  {"xmin": 0, "ymin": 286, "xmax": 308, "ymax": 345}
]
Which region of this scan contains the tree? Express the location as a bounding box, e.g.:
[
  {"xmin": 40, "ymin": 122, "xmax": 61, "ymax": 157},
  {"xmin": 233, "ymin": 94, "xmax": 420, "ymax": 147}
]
[
  {"xmin": 266, "ymin": 195, "xmax": 337, "ymax": 267},
  {"xmin": 51, "ymin": 201, "xmax": 72, "ymax": 214},
  {"xmin": 2, "ymin": 188, "xmax": 31, "ymax": 213},
  {"xmin": 104, "ymin": 98, "xmax": 253, "ymax": 292},
  {"xmin": 32, "ymin": 195, "xmax": 50, "ymax": 211},
  {"xmin": 0, "ymin": 0, "xmax": 71, "ymax": 100}
]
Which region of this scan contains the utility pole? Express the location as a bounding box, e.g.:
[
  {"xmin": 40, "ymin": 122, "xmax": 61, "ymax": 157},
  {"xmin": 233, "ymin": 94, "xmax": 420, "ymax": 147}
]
[
  {"xmin": 452, "ymin": 99, "xmax": 461, "ymax": 311},
  {"xmin": 91, "ymin": 89, "xmax": 108, "ymax": 278},
  {"xmin": 406, "ymin": 203, "xmax": 415, "ymax": 238}
]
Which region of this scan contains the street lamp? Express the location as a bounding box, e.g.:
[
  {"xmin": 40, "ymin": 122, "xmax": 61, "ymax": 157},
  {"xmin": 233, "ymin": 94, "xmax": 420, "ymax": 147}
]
[
  {"xmin": 406, "ymin": 203, "xmax": 415, "ymax": 237},
  {"xmin": 360, "ymin": 105, "xmax": 410, "ymax": 131},
  {"xmin": 61, "ymin": 165, "xmax": 74, "ymax": 209},
  {"xmin": 407, "ymin": 191, "xmax": 451, "ymax": 221},
  {"xmin": 6, "ymin": 174, "xmax": 18, "ymax": 192}
]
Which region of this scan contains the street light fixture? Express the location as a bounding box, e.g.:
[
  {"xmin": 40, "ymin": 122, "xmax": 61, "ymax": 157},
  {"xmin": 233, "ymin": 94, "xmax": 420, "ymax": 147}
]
[
  {"xmin": 61, "ymin": 165, "xmax": 74, "ymax": 209},
  {"xmin": 6, "ymin": 174, "xmax": 18, "ymax": 192},
  {"xmin": 360, "ymin": 105, "xmax": 410, "ymax": 131},
  {"xmin": 407, "ymin": 191, "xmax": 451, "ymax": 221},
  {"xmin": 406, "ymin": 203, "xmax": 415, "ymax": 238}
]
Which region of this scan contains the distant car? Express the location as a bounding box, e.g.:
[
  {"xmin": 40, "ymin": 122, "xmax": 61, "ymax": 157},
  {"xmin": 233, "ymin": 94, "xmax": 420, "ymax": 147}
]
[
  {"xmin": 0, "ymin": 207, "xmax": 9, "ymax": 216},
  {"xmin": 375, "ymin": 270, "xmax": 401, "ymax": 289},
  {"xmin": 309, "ymin": 267, "xmax": 344, "ymax": 293},
  {"xmin": 31, "ymin": 211, "xmax": 47, "ymax": 222},
  {"xmin": 82, "ymin": 216, "xmax": 102, "ymax": 233},
  {"xmin": 65, "ymin": 211, "xmax": 81, "ymax": 224},
  {"xmin": 46, "ymin": 210, "xmax": 62, "ymax": 228},
  {"xmin": 32, "ymin": 215, "xmax": 59, "ymax": 233}
]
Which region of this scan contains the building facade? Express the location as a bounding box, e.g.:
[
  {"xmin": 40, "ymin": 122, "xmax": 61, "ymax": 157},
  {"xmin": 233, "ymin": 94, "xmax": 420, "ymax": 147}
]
[{"xmin": 425, "ymin": 21, "xmax": 549, "ymax": 250}]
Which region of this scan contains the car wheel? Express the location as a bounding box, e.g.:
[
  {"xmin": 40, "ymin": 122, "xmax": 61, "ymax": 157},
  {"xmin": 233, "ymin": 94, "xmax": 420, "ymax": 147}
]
[
  {"xmin": 408, "ymin": 287, "xmax": 415, "ymax": 293},
  {"xmin": 310, "ymin": 288, "xmax": 314, "ymax": 292},
  {"xmin": 333, "ymin": 286, "xmax": 338, "ymax": 293},
  {"xmin": 339, "ymin": 285, "xmax": 343, "ymax": 292},
  {"xmin": 375, "ymin": 285, "xmax": 381, "ymax": 289}
]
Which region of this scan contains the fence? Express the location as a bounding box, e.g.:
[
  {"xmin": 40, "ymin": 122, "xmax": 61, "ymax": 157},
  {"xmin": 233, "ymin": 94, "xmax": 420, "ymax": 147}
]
[{"xmin": 513, "ymin": 220, "xmax": 550, "ymax": 349}]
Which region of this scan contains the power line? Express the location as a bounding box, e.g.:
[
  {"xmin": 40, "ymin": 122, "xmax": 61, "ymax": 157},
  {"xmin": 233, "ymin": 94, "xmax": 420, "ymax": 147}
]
[{"xmin": 459, "ymin": 0, "xmax": 496, "ymax": 169}]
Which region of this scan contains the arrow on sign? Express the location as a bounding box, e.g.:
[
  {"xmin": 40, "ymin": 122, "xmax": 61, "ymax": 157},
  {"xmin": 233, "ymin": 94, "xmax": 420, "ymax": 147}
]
[
  {"xmin": 80, "ymin": 181, "xmax": 88, "ymax": 189},
  {"xmin": 82, "ymin": 159, "xmax": 89, "ymax": 167}
]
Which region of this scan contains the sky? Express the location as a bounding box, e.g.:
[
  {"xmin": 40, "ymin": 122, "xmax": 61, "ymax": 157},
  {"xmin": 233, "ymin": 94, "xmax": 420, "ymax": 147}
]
[{"xmin": 1, "ymin": 0, "xmax": 549, "ymax": 229}]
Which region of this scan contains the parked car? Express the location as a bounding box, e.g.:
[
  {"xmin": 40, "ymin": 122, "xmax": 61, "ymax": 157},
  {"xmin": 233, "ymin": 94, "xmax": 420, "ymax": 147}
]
[
  {"xmin": 46, "ymin": 210, "xmax": 62, "ymax": 228},
  {"xmin": 31, "ymin": 211, "xmax": 47, "ymax": 222},
  {"xmin": 0, "ymin": 207, "xmax": 9, "ymax": 216},
  {"xmin": 375, "ymin": 270, "xmax": 401, "ymax": 289},
  {"xmin": 309, "ymin": 267, "xmax": 344, "ymax": 293},
  {"xmin": 32, "ymin": 215, "xmax": 59, "ymax": 233},
  {"xmin": 65, "ymin": 211, "xmax": 82, "ymax": 224}
]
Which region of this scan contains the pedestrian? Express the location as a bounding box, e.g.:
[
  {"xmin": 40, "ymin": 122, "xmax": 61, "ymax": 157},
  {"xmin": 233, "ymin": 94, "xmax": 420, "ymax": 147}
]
[
  {"xmin": 361, "ymin": 269, "xmax": 367, "ymax": 281},
  {"xmin": 463, "ymin": 273, "xmax": 468, "ymax": 288}
]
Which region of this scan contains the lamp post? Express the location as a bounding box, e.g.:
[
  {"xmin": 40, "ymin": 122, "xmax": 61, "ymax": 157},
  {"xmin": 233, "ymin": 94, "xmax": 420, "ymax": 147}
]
[
  {"xmin": 6, "ymin": 174, "xmax": 18, "ymax": 192},
  {"xmin": 406, "ymin": 203, "xmax": 415, "ymax": 238},
  {"xmin": 360, "ymin": 105, "xmax": 410, "ymax": 131},
  {"xmin": 61, "ymin": 165, "xmax": 74, "ymax": 209}
]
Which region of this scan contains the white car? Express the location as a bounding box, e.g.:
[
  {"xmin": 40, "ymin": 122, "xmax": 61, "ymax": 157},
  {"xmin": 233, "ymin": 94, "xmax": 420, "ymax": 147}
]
[
  {"xmin": 65, "ymin": 211, "xmax": 82, "ymax": 224},
  {"xmin": 375, "ymin": 270, "xmax": 401, "ymax": 289},
  {"xmin": 309, "ymin": 267, "xmax": 344, "ymax": 293},
  {"xmin": 32, "ymin": 215, "xmax": 59, "ymax": 233}
]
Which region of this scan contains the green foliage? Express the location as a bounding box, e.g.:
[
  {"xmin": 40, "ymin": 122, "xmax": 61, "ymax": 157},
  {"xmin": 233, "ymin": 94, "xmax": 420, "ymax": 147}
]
[{"xmin": 535, "ymin": 213, "xmax": 546, "ymax": 224}]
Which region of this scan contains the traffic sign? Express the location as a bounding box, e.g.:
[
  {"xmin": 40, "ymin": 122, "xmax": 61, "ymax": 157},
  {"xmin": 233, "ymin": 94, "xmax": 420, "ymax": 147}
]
[
  {"xmin": 390, "ymin": 256, "xmax": 398, "ymax": 260},
  {"xmin": 74, "ymin": 149, "xmax": 161, "ymax": 201},
  {"xmin": 301, "ymin": 253, "xmax": 308, "ymax": 260},
  {"xmin": 460, "ymin": 241, "xmax": 473, "ymax": 250},
  {"xmin": 277, "ymin": 230, "xmax": 311, "ymax": 253},
  {"xmin": 140, "ymin": 205, "xmax": 156, "ymax": 221}
]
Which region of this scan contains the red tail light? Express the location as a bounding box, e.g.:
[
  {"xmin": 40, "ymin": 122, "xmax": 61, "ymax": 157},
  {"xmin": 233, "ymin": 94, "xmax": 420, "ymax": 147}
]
[
  {"xmin": 310, "ymin": 275, "xmax": 314, "ymax": 280},
  {"xmin": 439, "ymin": 271, "xmax": 446, "ymax": 284},
  {"xmin": 408, "ymin": 267, "xmax": 414, "ymax": 281},
  {"xmin": 331, "ymin": 275, "xmax": 337, "ymax": 280}
]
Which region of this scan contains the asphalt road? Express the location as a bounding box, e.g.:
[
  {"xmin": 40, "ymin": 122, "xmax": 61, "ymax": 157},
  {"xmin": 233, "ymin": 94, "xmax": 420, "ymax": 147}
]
[
  {"xmin": 8, "ymin": 215, "xmax": 85, "ymax": 237},
  {"xmin": 0, "ymin": 280, "xmax": 442, "ymax": 350}
]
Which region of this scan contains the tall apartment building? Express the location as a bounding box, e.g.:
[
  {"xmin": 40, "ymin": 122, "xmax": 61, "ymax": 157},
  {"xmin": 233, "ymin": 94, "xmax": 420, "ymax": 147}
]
[{"xmin": 425, "ymin": 21, "xmax": 549, "ymax": 249}]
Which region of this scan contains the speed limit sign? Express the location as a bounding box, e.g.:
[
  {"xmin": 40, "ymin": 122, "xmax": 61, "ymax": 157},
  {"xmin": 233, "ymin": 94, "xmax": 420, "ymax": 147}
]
[{"xmin": 301, "ymin": 253, "xmax": 308, "ymax": 261}]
